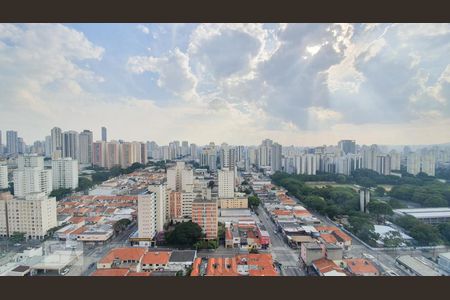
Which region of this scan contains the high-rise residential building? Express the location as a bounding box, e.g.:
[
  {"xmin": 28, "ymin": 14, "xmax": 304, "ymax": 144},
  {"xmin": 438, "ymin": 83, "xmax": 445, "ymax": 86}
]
[
  {"xmin": 167, "ymin": 161, "xmax": 193, "ymax": 193},
  {"xmin": 140, "ymin": 142, "xmax": 148, "ymax": 165},
  {"xmin": 375, "ymin": 155, "xmax": 391, "ymax": 175},
  {"xmin": 13, "ymin": 155, "xmax": 52, "ymax": 198},
  {"xmin": 79, "ymin": 130, "xmax": 93, "ymax": 165},
  {"xmin": 62, "ymin": 130, "xmax": 79, "ymax": 160},
  {"xmin": 160, "ymin": 146, "xmax": 169, "ymax": 160},
  {"xmin": 0, "ymin": 165, "xmax": 8, "ymax": 190},
  {"xmin": 338, "ymin": 140, "xmax": 356, "ymax": 155},
  {"xmin": 181, "ymin": 141, "xmax": 189, "ymax": 157},
  {"xmin": 52, "ymin": 158, "xmax": 79, "ymax": 190},
  {"xmin": 190, "ymin": 143, "xmax": 198, "ymax": 160},
  {"xmin": 200, "ymin": 143, "xmax": 217, "ymax": 170},
  {"xmin": 191, "ymin": 199, "xmax": 218, "ymax": 240},
  {"xmin": 220, "ymin": 144, "xmax": 236, "ymax": 169},
  {"xmin": 407, "ymin": 152, "xmax": 421, "ymax": 175},
  {"xmin": 271, "ymin": 142, "xmax": 282, "ymax": 172},
  {"xmin": 0, "ymin": 191, "xmax": 57, "ymax": 239},
  {"xmin": 137, "ymin": 193, "xmax": 157, "ymax": 243},
  {"xmin": 218, "ymin": 168, "xmax": 235, "ymax": 199},
  {"xmin": 106, "ymin": 141, "xmax": 121, "ymax": 169},
  {"xmin": 92, "ymin": 141, "xmax": 106, "ymax": 168},
  {"xmin": 258, "ymin": 139, "xmax": 273, "ymax": 168},
  {"xmin": 44, "ymin": 136, "xmax": 52, "ymax": 158},
  {"xmin": 6, "ymin": 130, "xmax": 18, "ymax": 155},
  {"xmin": 101, "ymin": 126, "xmax": 107, "ymax": 142},
  {"xmin": 421, "ymin": 153, "xmax": 436, "ymax": 176},
  {"xmin": 362, "ymin": 144, "xmax": 379, "ymax": 171},
  {"xmin": 148, "ymin": 184, "xmax": 167, "ymax": 232},
  {"xmin": 51, "ymin": 127, "xmax": 62, "ymax": 159},
  {"xmin": 389, "ymin": 150, "xmax": 401, "ymax": 171},
  {"xmin": 17, "ymin": 137, "xmax": 25, "ymax": 154}
]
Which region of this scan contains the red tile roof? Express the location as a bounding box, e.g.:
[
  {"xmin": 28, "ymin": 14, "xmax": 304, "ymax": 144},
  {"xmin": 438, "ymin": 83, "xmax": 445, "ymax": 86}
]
[
  {"xmin": 91, "ymin": 269, "xmax": 130, "ymax": 276},
  {"xmin": 99, "ymin": 247, "xmax": 147, "ymax": 264},
  {"xmin": 344, "ymin": 259, "xmax": 379, "ymax": 276},
  {"xmin": 142, "ymin": 251, "xmax": 171, "ymax": 265}
]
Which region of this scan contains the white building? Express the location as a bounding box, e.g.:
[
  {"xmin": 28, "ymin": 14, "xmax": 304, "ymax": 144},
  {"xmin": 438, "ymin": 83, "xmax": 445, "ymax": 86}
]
[
  {"xmin": 148, "ymin": 184, "xmax": 167, "ymax": 232},
  {"xmin": 13, "ymin": 155, "xmax": 52, "ymax": 198},
  {"xmin": 167, "ymin": 161, "xmax": 193, "ymax": 193},
  {"xmin": 137, "ymin": 193, "xmax": 157, "ymax": 244},
  {"xmin": 78, "ymin": 130, "xmax": 93, "ymax": 165},
  {"xmin": 62, "ymin": 130, "xmax": 79, "ymax": 160},
  {"xmin": 52, "ymin": 158, "xmax": 79, "ymax": 190},
  {"xmin": 218, "ymin": 168, "xmax": 235, "ymax": 199},
  {"xmin": 0, "ymin": 192, "xmax": 57, "ymax": 239},
  {"xmin": 0, "ymin": 165, "xmax": 8, "ymax": 190}
]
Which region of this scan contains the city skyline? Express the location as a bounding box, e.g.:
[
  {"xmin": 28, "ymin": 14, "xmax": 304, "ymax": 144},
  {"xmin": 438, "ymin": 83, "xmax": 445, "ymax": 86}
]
[{"xmin": 1, "ymin": 24, "xmax": 450, "ymax": 145}]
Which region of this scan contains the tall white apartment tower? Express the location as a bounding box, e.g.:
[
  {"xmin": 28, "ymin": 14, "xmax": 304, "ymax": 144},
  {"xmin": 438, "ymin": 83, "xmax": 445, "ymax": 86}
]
[
  {"xmin": 52, "ymin": 158, "xmax": 79, "ymax": 190},
  {"xmin": 148, "ymin": 184, "xmax": 167, "ymax": 232},
  {"xmin": 137, "ymin": 193, "xmax": 157, "ymax": 242},
  {"xmin": 167, "ymin": 161, "xmax": 193, "ymax": 193},
  {"xmin": 79, "ymin": 130, "xmax": 93, "ymax": 165},
  {"xmin": 13, "ymin": 155, "xmax": 52, "ymax": 198},
  {"xmin": 218, "ymin": 168, "xmax": 235, "ymax": 199},
  {"xmin": 51, "ymin": 127, "xmax": 62, "ymax": 159}
]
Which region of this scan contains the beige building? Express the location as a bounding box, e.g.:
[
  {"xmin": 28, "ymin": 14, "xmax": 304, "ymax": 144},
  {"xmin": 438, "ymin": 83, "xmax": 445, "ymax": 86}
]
[
  {"xmin": 218, "ymin": 168, "xmax": 235, "ymax": 199},
  {"xmin": 0, "ymin": 192, "xmax": 57, "ymax": 239},
  {"xmin": 219, "ymin": 196, "xmax": 248, "ymax": 209}
]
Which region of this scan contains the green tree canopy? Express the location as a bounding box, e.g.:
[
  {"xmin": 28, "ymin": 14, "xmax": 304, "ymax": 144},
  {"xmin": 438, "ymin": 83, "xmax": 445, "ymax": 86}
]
[{"xmin": 165, "ymin": 221, "xmax": 203, "ymax": 248}]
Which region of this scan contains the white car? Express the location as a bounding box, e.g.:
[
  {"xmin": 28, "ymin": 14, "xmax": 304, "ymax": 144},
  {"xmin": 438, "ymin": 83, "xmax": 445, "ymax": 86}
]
[{"xmin": 61, "ymin": 268, "xmax": 70, "ymax": 276}]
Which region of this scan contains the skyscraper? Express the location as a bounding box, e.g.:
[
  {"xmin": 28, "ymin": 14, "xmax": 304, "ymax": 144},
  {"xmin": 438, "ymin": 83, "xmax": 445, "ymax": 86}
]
[
  {"xmin": 13, "ymin": 155, "xmax": 52, "ymax": 198},
  {"xmin": 218, "ymin": 168, "xmax": 235, "ymax": 199},
  {"xmin": 62, "ymin": 130, "xmax": 79, "ymax": 160},
  {"xmin": 92, "ymin": 141, "xmax": 106, "ymax": 168},
  {"xmin": 51, "ymin": 127, "xmax": 62, "ymax": 159},
  {"xmin": 52, "ymin": 158, "xmax": 79, "ymax": 190},
  {"xmin": 6, "ymin": 130, "xmax": 18, "ymax": 155},
  {"xmin": 79, "ymin": 130, "xmax": 93, "ymax": 165},
  {"xmin": 101, "ymin": 126, "xmax": 107, "ymax": 142},
  {"xmin": 220, "ymin": 144, "xmax": 236, "ymax": 169},
  {"xmin": 338, "ymin": 140, "xmax": 356, "ymax": 155}
]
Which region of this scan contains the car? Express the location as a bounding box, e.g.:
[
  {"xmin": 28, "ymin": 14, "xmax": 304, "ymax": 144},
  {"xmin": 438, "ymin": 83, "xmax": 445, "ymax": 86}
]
[
  {"xmin": 273, "ymin": 230, "xmax": 277, "ymax": 234},
  {"xmin": 13, "ymin": 243, "xmax": 21, "ymax": 247},
  {"xmin": 61, "ymin": 268, "xmax": 70, "ymax": 276}
]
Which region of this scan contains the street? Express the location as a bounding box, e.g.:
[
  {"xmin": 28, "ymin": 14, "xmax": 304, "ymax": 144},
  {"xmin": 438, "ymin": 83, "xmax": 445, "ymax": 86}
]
[{"xmin": 256, "ymin": 206, "xmax": 305, "ymax": 276}]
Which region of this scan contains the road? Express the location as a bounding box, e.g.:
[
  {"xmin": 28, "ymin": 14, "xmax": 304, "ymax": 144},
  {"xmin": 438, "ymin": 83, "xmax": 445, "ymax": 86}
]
[
  {"xmin": 288, "ymin": 194, "xmax": 408, "ymax": 275},
  {"xmin": 66, "ymin": 223, "xmax": 137, "ymax": 276},
  {"xmin": 256, "ymin": 206, "xmax": 305, "ymax": 276}
]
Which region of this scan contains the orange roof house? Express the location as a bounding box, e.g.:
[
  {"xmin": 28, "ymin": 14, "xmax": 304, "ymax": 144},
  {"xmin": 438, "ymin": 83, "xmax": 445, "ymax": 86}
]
[
  {"xmin": 142, "ymin": 251, "xmax": 171, "ymax": 265},
  {"xmin": 99, "ymin": 247, "xmax": 147, "ymax": 265},
  {"xmin": 344, "ymin": 259, "xmax": 379, "ymax": 276},
  {"xmin": 91, "ymin": 269, "xmax": 130, "ymax": 276}
]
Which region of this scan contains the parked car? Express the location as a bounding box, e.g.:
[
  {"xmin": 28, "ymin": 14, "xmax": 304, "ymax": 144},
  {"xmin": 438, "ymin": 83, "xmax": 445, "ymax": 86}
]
[
  {"xmin": 13, "ymin": 243, "xmax": 21, "ymax": 247},
  {"xmin": 61, "ymin": 268, "xmax": 70, "ymax": 276}
]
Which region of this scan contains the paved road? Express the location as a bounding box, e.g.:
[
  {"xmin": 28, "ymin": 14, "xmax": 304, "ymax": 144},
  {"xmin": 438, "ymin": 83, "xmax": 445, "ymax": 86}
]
[
  {"xmin": 256, "ymin": 206, "xmax": 304, "ymax": 276},
  {"xmin": 67, "ymin": 223, "xmax": 137, "ymax": 276},
  {"xmin": 288, "ymin": 194, "xmax": 408, "ymax": 276}
]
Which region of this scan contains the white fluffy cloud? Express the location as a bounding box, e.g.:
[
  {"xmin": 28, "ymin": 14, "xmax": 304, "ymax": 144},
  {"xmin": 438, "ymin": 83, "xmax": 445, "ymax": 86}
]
[{"xmin": 2, "ymin": 23, "xmax": 450, "ymax": 146}]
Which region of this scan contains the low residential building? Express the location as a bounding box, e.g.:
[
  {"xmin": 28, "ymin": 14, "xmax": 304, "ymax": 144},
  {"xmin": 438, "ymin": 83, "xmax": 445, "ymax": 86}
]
[
  {"xmin": 97, "ymin": 247, "xmax": 147, "ymax": 272},
  {"xmin": 141, "ymin": 251, "xmax": 171, "ymax": 272},
  {"xmin": 167, "ymin": 250, "xmax": 197, "ymax": 273},
  {"xmin": 343, "ymin": 258, "xmax": 380, "ymax": 276},
  {"xmin": 300, "ymin": 242, "xmax": 343, "ymax": 267},
  {"xmin": 312, "ymin": 258, "xmax": 346, "ymax": 276},
  {"xmin": 218, "ymin": 196, "xmax": 248, "ymax": 209},
  {"xmin": 191, "ymin": 253, "xmax": 278, "ymax": 276}
]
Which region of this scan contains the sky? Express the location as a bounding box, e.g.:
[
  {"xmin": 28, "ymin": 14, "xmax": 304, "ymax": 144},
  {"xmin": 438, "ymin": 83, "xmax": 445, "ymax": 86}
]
[{"xmin": 0, "ymin": 23, "xmax": 450, "ymax": 147}]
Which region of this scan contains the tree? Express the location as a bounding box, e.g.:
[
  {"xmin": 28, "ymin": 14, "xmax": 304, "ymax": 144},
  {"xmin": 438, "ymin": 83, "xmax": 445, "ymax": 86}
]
[
  {"xmin": 336, "ymin": 175, "xmax": 346, "ymax": 184},
  {"xmin": 304, "ymin": 195, "xmax": 327, "ymax": 214},
  {"xmin": 165, "ymin": 221, "xmax": 203, "ymax": 248},
  {"xmin": 367, "ymin": 200, "xmax": 393, "ymax": 223},
  {"xmin": 76, "ymin": 177, "xmax": 94, "ymax": 192},
  {"xmin": 50, "ymin": 188, "xmax": 72, "ymax": 200},
  {"xmin": 10, "ymin": 232, "xmax": 26, "ymax": 243},
  {"xmin": 217, "ymin": 222, "xmax": 225, "ymax": 241},
  {"xmin": 438, "ymin": 223, "xmax": 450, "ymax": 244},
  {"xmin": 374, "ymin": 186, "xmax": 386, "ymax": 197},
  {"xmin": 248, "ymin": 195, "xmax": 261, "ymax": 209},
  {"xmin": 113, "ymin": 219, "xmax": 131, "ymax": 233},
  {"xmin": 382, "ymin": 231, "xmax": 405, "ymax": 247}
]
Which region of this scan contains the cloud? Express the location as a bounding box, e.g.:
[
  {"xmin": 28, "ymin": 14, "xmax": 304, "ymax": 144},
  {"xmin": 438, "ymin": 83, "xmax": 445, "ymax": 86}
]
[{"xmin": 137, "ymin": 24, "xmax": 150, "ymax": 35}]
